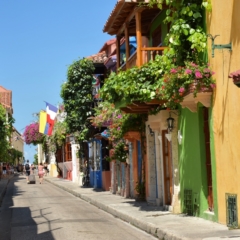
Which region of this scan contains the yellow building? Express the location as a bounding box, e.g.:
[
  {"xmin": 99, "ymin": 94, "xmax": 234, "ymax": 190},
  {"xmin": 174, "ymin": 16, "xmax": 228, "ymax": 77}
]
[
  {"xmin": 11, "ymin": 128, "xmax": 24, "ymax": 165},
  {"xmin": 207, "ymin": 1, "xmax": 240, "ymax": 227}
]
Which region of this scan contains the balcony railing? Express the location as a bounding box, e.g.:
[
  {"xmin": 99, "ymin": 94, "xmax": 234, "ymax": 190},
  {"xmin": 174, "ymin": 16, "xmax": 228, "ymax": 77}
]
[
  {"xmin": 120, "ymin": 47, "xmax": 167, "ymax": 71},
  {"xmin": 141, "ymin": 47, "xmax": 167, "ymax": 64}
]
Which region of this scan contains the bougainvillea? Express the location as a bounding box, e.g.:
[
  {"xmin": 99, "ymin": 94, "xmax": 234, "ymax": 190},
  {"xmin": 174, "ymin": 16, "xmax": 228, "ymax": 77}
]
[{"xmin": 23, "ymin": 122, "xmax": 45, "ymax": 145}]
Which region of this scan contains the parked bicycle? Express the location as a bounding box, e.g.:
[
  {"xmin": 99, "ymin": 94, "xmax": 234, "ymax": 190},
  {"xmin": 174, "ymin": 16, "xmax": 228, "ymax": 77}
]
[{"xmin": 82, "ymin": 166, "xmax": 90, "ymax": 187}]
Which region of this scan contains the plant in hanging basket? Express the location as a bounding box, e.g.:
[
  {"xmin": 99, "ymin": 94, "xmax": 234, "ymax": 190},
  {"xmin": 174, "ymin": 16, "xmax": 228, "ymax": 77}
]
[{"xmin": 229, "ymin": 70, "xmax": 240, "ymax": 88}]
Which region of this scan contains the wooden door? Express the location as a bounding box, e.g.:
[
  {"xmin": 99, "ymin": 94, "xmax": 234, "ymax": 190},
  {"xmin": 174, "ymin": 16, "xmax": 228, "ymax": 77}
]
[
  {"xmin": 162, "ymin": 130, "xmax": 173, "ymax": 205},
  {"xmin": 203, "ymin": 107, "xmax": 214, "ymax": 211}
]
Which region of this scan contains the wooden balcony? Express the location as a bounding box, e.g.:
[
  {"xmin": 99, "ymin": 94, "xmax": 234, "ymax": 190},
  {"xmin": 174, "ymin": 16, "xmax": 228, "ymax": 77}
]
[
  {"xmin": 141, "ymin": 47, "xmax": 167, "ymax": 64},
  {"xmin": 120, "ymin": 47, "xmax": 167, "ymax": 71}
]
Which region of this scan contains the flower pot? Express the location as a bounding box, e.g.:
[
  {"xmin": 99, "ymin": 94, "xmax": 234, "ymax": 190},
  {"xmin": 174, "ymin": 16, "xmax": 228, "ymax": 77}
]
[
  {"xmin": 186, "ymin": 80, "xmax": 213, "ymax": 95},
  {"xmin": 233, "ymin": 80, "xmax": 240, "ymax": 88},
  {"xmin": 181, "ymin": 80, "xmax": 213, "ymax": 112}
]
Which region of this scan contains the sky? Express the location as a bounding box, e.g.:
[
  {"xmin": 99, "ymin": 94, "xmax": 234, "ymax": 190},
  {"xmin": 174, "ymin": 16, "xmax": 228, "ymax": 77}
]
[{"xmin": 0, "ymin": 0, "xmax": 117, "ymax": 163}]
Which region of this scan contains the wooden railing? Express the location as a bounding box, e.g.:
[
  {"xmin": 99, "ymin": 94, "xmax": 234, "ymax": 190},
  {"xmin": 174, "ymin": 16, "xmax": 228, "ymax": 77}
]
[
  {"xmin": 120, "ymin": 47, "xmax": 168, "ymax": 71},
  {"xmin": 141, "ymin": 47, "xmax": 168, "ymax": 63}
]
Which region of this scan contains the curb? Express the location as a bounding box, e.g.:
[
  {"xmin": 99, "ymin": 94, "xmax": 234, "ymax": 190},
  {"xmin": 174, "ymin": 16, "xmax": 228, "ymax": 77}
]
[{"xmin": 45, "ymin": 178, "xmax": 187, "ymax": 240}]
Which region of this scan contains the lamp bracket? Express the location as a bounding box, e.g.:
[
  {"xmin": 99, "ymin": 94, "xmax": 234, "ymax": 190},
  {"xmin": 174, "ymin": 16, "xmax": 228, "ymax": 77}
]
[
  {"xmin": 168, "ymin": 110, "xmax": 180, "ymax": 117},
  {"xmin": 207, "ymin": 34, "xmax": 232, "ymax": 58}
]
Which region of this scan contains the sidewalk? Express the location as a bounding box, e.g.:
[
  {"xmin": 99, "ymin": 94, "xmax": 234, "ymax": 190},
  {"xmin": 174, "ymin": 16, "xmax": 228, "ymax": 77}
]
[
  {"xmin": 43, "ymin": 177, "xmax": 240, "ymax": 239},
  {"xmin": 0, "ymin": 174, "xmax": 15, "ymax": 205}
]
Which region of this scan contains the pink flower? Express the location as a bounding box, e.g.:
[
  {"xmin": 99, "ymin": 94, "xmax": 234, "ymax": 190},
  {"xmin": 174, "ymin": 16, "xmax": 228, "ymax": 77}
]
[
  {"xmin": 117, "ymin": 127, "xmax": 121, "ymax": 131},
  {"xmin": 185, "ymin": 69, "xmax": 192, "ymax": 74},
  {"xmin": 204, "ymin": 68, "xmax": 210, "ymax": 73},
  {"xmin": 195, "ymin": 71, "xmax": 202, "ymax": 79},
  {"xmin": 170, "ymin": 68, "xmax": 177, "ymax": 73},
  {"xmin": 178, "ymin": 87, "xmax": 185, "ymax": 93},
  {"xmin": 210, "ymin": 83, "xmax": 216, "ymax": 88},
  {"xmin": 191, "ymin": 62, "xmax": 198, "ymax": 67},
  {"xmin": 205, "ymin": 74, "xmax": 209, "ymax": 78},
  {"xmin": 117, "ymin": 114, "xmax": 122, "ymax": 119},
  {"xmin": 211, "ymin": 71, "xmax": 215, "ymax": 75}
]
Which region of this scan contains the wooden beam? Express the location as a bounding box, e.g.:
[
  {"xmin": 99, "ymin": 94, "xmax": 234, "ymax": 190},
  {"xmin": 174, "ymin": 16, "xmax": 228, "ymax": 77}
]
[
  {"xmin": 116, "ymin": 36, "xmax": 121, "ymax": 71},
  {"xmin": 120, "ymin": 107, "xmax": 148, "ymax": 114},
  {"xmin": 145, "ymin": 99, "xmax": 166, "ymax": 105},
  {"xmin": 125, "ymin": 25, "xmax": 130, "ymax": 69},
  {"xmin": 141, "ymin": 47, "xmax": 168, "ymax": 51},
  {"xmin": 117, "ymin": 7, "xmax": 137, "ymax": 36},
  {"xmin": 135, "ymin": 11, "xmax": 142, "ymax": 67},
  {"xmin": 106, "ymin": 1, "xmax": 127, "ymax": 34}
]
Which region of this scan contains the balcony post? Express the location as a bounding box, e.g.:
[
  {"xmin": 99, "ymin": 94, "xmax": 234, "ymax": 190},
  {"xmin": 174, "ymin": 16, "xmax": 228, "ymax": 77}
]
[
  {"xmin": 135, "ymin": 11, "xmax": 142, "ymax": 67},
  {"xmin": 124, "ymin": 24, "xmax": 130, "ymax": 69},
  {"xmin": 116, "ymin": 35, "xmax": 121, "ymax": 72}
]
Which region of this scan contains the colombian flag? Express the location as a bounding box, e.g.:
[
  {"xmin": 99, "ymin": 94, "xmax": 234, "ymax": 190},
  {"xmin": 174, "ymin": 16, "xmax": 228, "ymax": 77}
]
[{"xmin": 39, "ymin": 102, "xmax": 58, "ymax": 136}]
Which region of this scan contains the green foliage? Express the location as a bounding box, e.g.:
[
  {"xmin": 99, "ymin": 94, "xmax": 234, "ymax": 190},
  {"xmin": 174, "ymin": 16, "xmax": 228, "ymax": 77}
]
[
  {"xmin": 33, "ymin": 153, "xmax": 38, "ymax": 165},
  {"xmin": 46, "ymin": 121, "xmax": 67, "ymax": 153},
  {"xmin": 100, "ymin": 55, "xmax": 172, "ymax": 104},
  {"xmin": 60, "ymin": 58, "xmax": 95, "ymax": 137},
  {"xmin": 0, "ymin": 105, "xmax": 14, "ymax": 162},
  {"xmin": 109, "ymin": 139, "xmax": 128, "ymax": 162},
  {"xmin": 148, "ymin": 0, "xmax": 211, "ymax": 64},
  {"xmin": 159, "ymin": 61, "xmax": 216, "ymax": 109},
  {"xmin": 92, "ymin": 102, "xmax": 146, "ymax": 141},
  {"xmin": 135, "ymin": 181, "xmax": 146, "ymax": 199},
  {"xmin": 100, "ymin": 0, "xmax": 214, "ymax": 111},
  {"xmin": 9, "ymin": 148, "xmax": 23, "ymax": 164}
]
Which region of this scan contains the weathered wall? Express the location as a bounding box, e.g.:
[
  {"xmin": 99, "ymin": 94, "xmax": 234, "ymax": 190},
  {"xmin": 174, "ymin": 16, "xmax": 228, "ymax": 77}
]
[{"xmin": 207, "ymin": 0, "xmax": 240, "ymax": 225}]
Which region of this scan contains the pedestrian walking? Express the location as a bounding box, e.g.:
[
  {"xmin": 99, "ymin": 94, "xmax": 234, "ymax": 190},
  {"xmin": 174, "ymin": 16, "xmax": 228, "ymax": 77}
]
[
  {"xmin": 24, "ymin": 160, "xmax": 31, "ymax": 183},
  {"xmin": 38, "ymin": 162, "xmax": 44, "ymax": 184}
]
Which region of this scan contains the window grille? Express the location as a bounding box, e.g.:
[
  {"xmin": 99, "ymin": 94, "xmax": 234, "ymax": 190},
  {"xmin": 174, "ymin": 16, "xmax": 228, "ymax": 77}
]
[
  {"xmin": 226, "ymin": 193, "xmax": 238, "ymax": 228},
  {"xmin": 184, "ymin": 189, "xmax": 193, "ymax": 216}
]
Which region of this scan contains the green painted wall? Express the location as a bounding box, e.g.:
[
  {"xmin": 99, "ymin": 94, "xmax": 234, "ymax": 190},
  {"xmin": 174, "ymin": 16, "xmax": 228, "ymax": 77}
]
[{"xmin": 178, "ymin": 106, "xmax": 217, "ymax": 221}]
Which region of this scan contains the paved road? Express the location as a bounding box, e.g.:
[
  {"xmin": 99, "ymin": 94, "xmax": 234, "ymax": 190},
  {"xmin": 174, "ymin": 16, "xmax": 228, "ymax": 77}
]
[{"xmin": 0, "ymin": 175, "xmax": 157, "ymax": 240}]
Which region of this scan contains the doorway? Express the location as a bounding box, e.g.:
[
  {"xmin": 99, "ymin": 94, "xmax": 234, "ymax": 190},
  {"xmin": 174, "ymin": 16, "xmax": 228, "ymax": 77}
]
[{"xmin": 162, "ymin": 130, "xmax": 173, "ymax": 205}]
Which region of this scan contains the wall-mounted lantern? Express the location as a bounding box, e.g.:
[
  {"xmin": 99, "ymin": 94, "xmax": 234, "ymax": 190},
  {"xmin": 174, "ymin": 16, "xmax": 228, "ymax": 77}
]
[
  {"xmin": 69, "ymin": 134, "xmax": 75, "ymax": 143},
  {"xmin": 167, "ymin": 113, "xmax": 175, "ymax": 132}
]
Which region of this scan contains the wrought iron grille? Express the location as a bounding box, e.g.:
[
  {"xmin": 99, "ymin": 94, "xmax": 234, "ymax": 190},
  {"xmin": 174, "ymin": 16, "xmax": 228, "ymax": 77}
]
[
  {"xmin": 226, "ymin": 193, "xmax": 238, "ymax": 228},
  {"xmin": 184, "ymin": 189, "xmax": 193, "ymax": 216}
]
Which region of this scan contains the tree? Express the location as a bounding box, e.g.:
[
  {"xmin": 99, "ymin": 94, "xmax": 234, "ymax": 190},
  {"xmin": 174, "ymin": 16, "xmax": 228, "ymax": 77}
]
[{"xmin": 33, "ymin": 153, "xmax": 38, "ymax": 165}]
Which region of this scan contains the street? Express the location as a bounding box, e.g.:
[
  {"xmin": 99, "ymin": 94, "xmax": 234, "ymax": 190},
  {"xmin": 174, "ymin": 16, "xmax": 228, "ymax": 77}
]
[{"xmin": 0, "ymin": 175, "xmax": 157, "ymax": 240}]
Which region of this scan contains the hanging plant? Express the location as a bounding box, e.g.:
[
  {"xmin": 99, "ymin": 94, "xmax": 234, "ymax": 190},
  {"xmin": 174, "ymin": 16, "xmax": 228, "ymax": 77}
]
[
  {"xmin": 23, "ymin": 122, "xmax": 45, "ymax": 145},
  {"xmin": 60, "ymin": 58, "xmax": 95, "ymax": 137}
]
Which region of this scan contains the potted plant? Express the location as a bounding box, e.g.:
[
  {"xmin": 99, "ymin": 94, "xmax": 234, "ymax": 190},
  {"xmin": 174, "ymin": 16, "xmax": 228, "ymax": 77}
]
[{"xmin": 159, "ymin": 61, "xmax": 216, "ymax": 109}]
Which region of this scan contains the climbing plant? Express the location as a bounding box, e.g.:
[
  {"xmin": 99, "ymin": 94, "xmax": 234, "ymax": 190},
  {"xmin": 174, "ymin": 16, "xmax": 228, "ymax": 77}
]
[
  {"xmin": 60, "ymin": 58, "xmax": 95, "ymax": 141},
  {"xmin": 100, "ymin": 0, "xmax": 214, "ymax": 110},
  {"xmin": 0, "ymin": 105, "xmax": 15, "ymax": 162}
]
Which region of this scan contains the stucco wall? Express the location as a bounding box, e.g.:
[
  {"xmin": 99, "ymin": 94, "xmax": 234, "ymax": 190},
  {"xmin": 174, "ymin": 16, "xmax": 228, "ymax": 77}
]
[
  {"xmin": 207, "ymin": 0, "xmax": 240, "ymax": 225},
  {"xmin": 179, "ymin": 107, "xmax": 214, "ymax": 219}
]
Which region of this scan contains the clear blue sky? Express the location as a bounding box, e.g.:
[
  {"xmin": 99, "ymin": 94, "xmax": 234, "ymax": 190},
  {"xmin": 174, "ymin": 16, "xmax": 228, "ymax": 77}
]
[{"xmin": 0, "ymin": 0, "xmax": 116, "ymax": 163}]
